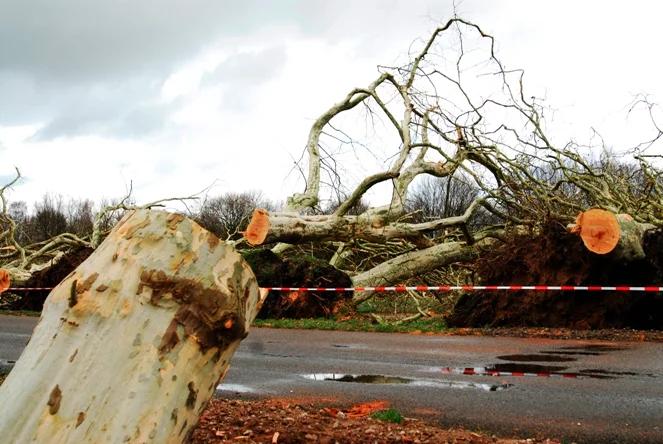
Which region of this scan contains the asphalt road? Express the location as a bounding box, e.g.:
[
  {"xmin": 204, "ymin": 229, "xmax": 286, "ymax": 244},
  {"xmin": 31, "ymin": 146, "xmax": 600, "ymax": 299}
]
[{"xmin": 1, "ymin": 314, "xmax": 662, "ymax": 443}]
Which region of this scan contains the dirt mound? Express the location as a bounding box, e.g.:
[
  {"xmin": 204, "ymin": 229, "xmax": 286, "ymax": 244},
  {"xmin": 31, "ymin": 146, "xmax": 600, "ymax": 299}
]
[
  {"xmin": 6, "ymin": 246, "xmax": 94, "ymax": 311},
  {"xmin": 242, "ymin": 249, "xmax": 352, "ymax": 319},
  {"xmin": 448, "ymin": 223, "xmax": 663, "ymax": 329}
]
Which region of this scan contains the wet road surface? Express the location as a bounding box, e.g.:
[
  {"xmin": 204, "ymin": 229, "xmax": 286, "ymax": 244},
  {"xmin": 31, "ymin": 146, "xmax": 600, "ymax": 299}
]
[{"xmin": 1, "ymin": 315, "xmax": 662, "ymax": 443}]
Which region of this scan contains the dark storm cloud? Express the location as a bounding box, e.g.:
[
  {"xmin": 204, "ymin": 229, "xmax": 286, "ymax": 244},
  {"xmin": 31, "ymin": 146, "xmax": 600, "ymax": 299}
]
[
  {"xmin": 0, "ymin": 0, "xmax": 454, "ymax": 139},
  {"xmin": 31, "ymin": 98, "xmax": 179, "ymax": 141},
  {"xmin": 0, "ymin": 0, "xmax": 291, "ymax": 83},
  {"xmin": 26, "ymin": 76, "xmax": 183, "ymax": 140},
  {"xmin": 0, "ymin": 0, "xmax": 294, "ymax": 138}
]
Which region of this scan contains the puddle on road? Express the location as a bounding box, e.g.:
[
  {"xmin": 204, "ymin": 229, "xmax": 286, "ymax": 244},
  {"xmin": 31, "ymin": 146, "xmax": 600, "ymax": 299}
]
[
  {"xmin": 558, "ymin": 345, "xmax": 627, "ymax": 352},
  {"xmin": 441, "ymin": 343, "xmax": 656, "ymax": 380},
  {"xmin": 543, "ymin": 351, "xmax": 602, "ymax": 356},
  {"xmin": 302, "ymin": 373, "xmax": 512, "ymax": 392},
  {"xmin": 331, "ymin": 343, "xmax": 366, "ymax": 350},
  {"xmin": 0, "ymin": 359, "xmax": 16, "ymax": 373},
  {"xmin": 312, "ymin": 374, "xmax": 411, "ymax": 384},
  {"xmin": 497, "ymin": 354, "xmax": 577, "ymax": 362},
  {"xmin": 488, "ymin": 364, "xmax": 616, "ymax": 379},
  {"xmin": 487, "ymin": 363, "xmax": 568, "ymax": 373},
  {"xmin": 579, "ymin": 369, "xmax": 637, "ymax": 376},
  {"xmin": 216, "ymin": 383, "xmax": 257, "ymax": 393},
  {"xmin": 442, "ymin": 365, "xmax": 618, "ymax": 379},
  {"xmin": 579, "ymin": 368, "xmax": 658, "ymax": 378}
]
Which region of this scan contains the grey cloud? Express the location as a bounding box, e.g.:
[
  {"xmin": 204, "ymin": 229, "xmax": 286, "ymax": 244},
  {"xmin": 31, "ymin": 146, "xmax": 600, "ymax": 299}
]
[
  {"xmin": 26, "ymin": 74, "xmax": 184, "ymax": 140},
  {"xmin": 295, "ymin": 0, "xmax": 456, "ymax": 44},
  {"xmin": 0, "ymin": 0, "xmax": 293, "ymax": 138},
  {"xmin": 31, "ymin": 97, "xmax": 180, "ymax": 141},
  {"xmin": 203, "ymin": 47, "xmax": 287, "ymax": 88},
  {"xmin": 0, "ymin": 0, "xmax": 455, "ymax": 139},
  {"xmin": 203, "ymin": 46, "xmax": 287, "ymax": 111},
  {"xmin": 0, "ymin": 0, "xmax": 284, "ymax": 84}
]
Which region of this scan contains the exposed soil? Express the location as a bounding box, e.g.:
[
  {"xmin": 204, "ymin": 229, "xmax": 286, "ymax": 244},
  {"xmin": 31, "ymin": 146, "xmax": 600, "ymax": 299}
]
[
  {"xmin": 5, "ymin": 223, "xmax": 663, "ymax": 331},
  {"xmin": 243, "ymin": 250, "xmax": 353, "ymax": 319},
  {"xmin": 4, "ymin": 246, "xmax": 94, "ymax": 311},
  {"xmin": 189, "ymin": 398, "xmax": 559, "ymax": 444},
  {"xmin": 449, "ymin": 223, "xmax": 663, "ymax": 329},
  {"xmin": 0, "ymin": 375, "xmax": 557, "ymax": 443}
]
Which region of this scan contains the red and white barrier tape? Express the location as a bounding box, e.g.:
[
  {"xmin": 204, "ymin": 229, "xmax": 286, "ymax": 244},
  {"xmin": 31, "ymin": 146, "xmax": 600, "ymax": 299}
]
[
  {"xmin": 4, "ymin": 285, "xmax": 663, "ymax": 293},
  {"xmin": 260, "ymin": 285, "xmax": 663, "ymax": 292},
  {"xmin": 4, "ymin": 287, "xmax": 54, "ymax": 291},
  {"xmin": 441, "ymin": 367, "xmax": 579, "ymax": 379}
]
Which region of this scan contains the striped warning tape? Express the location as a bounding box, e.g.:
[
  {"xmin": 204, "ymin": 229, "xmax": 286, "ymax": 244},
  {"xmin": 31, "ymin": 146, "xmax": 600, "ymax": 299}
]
[
  {"xmin": 4, "ymin": 285, "xmax": 663, "ymax": 292},
  {"xmin": 441, "ymin": 367, "xmax": 579, "ymax": 379},
  {"xmin": 260, "ymin": 285, "xmax": 663, "ymax": 292},
  {"xmin": 5, "ymin": 287, "xmax": 54, "ymax": 291}
]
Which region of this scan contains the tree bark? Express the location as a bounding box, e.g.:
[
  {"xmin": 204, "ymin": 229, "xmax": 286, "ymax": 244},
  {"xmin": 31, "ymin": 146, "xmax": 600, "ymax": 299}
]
[
  {"xmin": 351, "ymin": 239, "xmax": 492, "ymax": 304},
  {"xmin": 612, "ymin": 214, "xmax": 656, "ymax": 261},
  {"xmin": 568, "ymin": 212, "xmax": 656, "ymax": 261},
  {"xmin": 245, "ymin": 200, "xmax": 482, "ymax": 247},
  {"xmin": 0, "ymin": 209, "xmax": 261, "ymax": 443}
]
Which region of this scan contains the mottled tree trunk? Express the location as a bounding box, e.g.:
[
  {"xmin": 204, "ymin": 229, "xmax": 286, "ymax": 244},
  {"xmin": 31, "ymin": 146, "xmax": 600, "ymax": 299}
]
[
  {"xmin": 0, "ymin": 209, "xmax": 261, "ymax": 443},
  {"xmin": 611, "ymin": 215, "xmax": 656, "ymax": 261},
  {"xmin": 569, "ymin": 212, "xmax": 656, "ymax": 261}
]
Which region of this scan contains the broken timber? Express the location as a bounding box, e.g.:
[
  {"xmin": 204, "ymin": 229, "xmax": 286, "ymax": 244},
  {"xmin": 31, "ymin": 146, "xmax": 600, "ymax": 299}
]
[{"xmin": 0, "ymin": 209, "xmax": 261, "ymax": 443}]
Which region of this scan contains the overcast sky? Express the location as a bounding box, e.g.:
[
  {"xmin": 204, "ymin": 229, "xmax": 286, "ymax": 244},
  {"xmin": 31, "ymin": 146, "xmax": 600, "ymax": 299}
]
[{"xmin": 1, "ymin": 0, "xmax": 662, "ymax": 210}]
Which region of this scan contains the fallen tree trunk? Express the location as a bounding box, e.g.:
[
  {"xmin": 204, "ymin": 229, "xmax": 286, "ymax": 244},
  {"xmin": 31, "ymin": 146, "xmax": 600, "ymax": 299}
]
[
  {"xmin": 350, "ymin": 236, "xmax": 499, "ymax": 304},
  {"xmin": 568, "ymin": 209, "xmax": 656, "ymax": 261},
  {"xmin": 450, "ymin": 219, "xmax": 663, "ymax": 329},
  {"xmin": 0, "ymin": 209, "xmax": 261, "ymax": 443},
  {"xmin": 244, "ymin": 201, "xmax": 482, "ymax": 247}
]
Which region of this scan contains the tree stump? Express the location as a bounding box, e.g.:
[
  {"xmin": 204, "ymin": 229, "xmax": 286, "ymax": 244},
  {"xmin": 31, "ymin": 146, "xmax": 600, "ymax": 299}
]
[{"xmin": 0, "ymin": 209, "xmax": 261, "ymax": 443}]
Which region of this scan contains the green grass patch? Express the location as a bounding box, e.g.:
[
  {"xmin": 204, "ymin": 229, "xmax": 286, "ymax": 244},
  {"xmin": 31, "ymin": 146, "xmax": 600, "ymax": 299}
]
[
  {"xmin": 252, "ymin": 317, "xmax": 447, "ymax": 333},
  {"xmin": 356, "ymin": 293, "xmax": 447, "ymax": 315},
  {"xmin": 0, "ymin": 309, "xmax": 41, "ymax": 317},
  {"xmin": 371, "ymin": 408, "xmax": 404, "ymax": 423}
]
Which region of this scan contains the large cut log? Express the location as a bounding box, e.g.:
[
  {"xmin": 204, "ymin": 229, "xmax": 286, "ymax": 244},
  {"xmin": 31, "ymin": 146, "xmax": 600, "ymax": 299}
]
[
  {"xmin": 568, "ymin": 209, "xmax": 655, "ymax": 260},
  {"xmin": 450, "ymin": 219, "xmax": 663, "ymax": 330},
  {"xmin": 0, "ymin": 268, "xmax": 9, "ymax": 293},
  {"xmin": 243, "ymin": 201, "xmax": 482, "ymax": 246},
  {"xmin": 0, "ymin": 209, "xmax": 261, "ymax": 443}
]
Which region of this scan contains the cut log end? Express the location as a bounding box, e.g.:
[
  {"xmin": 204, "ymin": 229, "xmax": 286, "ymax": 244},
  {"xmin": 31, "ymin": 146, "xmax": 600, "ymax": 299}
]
[
  {"xmin": 0, "ymin": 268, "xmax": 10, "ymax": 294},
  {"xmin": 569, "ymin": 209, "xmax": 621, "ymax": 254},
  {"xmin": 244, "ymin": 208, "xmax": 270, "ymax": 245}
]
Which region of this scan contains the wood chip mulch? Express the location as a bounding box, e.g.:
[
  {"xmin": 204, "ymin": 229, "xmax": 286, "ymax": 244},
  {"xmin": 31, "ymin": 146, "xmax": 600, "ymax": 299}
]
[{"xmin": 189, "ymin": 398, "xmax": 560, "ymax": 444}]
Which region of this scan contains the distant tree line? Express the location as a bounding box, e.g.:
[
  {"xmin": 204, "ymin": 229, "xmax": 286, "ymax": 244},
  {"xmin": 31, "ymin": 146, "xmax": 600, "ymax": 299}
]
[
  {"xmin": 8, "ymin": 195, "xmax": 98, "ymax": 245},
  {"xmin": 3, "ymin": 191, "xmax": 278, "ymax": 246},
  {"xmin": 3, "ymin": 180, "xmax": 493, "ymax": 249}
]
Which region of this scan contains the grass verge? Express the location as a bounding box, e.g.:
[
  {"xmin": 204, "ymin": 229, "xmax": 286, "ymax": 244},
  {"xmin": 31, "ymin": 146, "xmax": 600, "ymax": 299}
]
[
  {"xmin": 0, "ymin": 310, "xmax": 448, "ymax": 333},
  {"xmin": 0, "ymin": 309, "xmax": 40, "ymax": 317},
  {"xmin": 252, "ymin": 317, "xmax": 447, "ymax": 333}
]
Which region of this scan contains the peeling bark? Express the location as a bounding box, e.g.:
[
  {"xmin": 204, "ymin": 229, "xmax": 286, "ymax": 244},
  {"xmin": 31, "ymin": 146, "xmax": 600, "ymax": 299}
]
[
  {"xmin": 350, "ymin": 240, "xmax": 488, "ymax": 304},
  {"xmin": 0, "ymin": 209, "xmax": 261, "ymax": 443},
  {"xmin": 246, "ymin": 200, "xmax": 482, "ymax": 246},
  {"xmin": 352, "ymin": 241, "xmax": 475, "ymax": 287}
]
